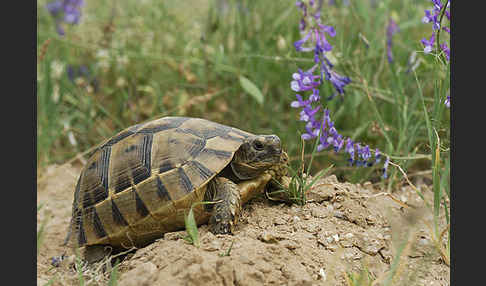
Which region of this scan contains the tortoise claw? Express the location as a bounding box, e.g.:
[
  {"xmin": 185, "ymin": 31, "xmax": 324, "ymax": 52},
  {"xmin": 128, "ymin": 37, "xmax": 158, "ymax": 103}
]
[
  {"xmin": 211, "ymin": 220, "xmax": 233, "ymax": 235},
  {"xmin": 208, "ymin": 177, "xmax": 241, "ymax": 235}
]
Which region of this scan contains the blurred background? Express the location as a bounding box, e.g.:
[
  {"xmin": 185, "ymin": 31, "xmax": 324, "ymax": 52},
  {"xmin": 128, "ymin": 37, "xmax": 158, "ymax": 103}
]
[{"xmin": 36, "ymin": 0, "xmax": 449, "ymax": 187}]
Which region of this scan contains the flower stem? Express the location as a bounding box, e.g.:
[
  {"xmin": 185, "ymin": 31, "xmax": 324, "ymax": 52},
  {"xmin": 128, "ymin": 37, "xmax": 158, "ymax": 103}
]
[{"xmin": 435, "ymin": 0, "xmax": 448, "ymax": 57}]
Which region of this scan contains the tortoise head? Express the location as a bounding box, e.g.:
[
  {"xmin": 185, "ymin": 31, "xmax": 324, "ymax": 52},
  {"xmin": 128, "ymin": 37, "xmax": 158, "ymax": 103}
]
[{"xmin": 231, "ymin": 135, "xmax": 283, "ymax": 180}]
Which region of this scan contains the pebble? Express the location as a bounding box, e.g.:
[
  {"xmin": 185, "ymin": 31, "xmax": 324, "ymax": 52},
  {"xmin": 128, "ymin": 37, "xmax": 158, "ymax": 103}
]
[
  {"xmin": 259, "ymin": 231, "xmax": 278, "ymax": 243},
  {"xmin": 332, "ymin": 234, "xmax": 340, "ymax": 242},
  {"xmin": 344, "ymin": 233, "xmax": 354, "ymax": 239},
  {"xmin": 319, "ymin": 268, "xmax": 327, "ymax": 281}
]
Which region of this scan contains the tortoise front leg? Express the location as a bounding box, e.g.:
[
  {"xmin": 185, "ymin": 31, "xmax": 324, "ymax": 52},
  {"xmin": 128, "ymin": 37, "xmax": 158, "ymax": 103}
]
[{"xmin": 205, "ymin": 177, "xmax": 242, "ymax": 234}]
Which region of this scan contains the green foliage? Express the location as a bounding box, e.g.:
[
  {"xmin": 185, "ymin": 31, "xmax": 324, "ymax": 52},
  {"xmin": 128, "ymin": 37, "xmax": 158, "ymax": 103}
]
[
  {"xmin": 239, "ymin": 75, "xmax": 264, "ymax": 105},
  {"xmin": 270, "ymin": 138, "xmax": 334, "ymax": 206},
  {"xmin": 108, "ymin": 260, "xmax": 120, "ymax": 286},
  {"xmin": 183, "ymin": 201, "xmax": 220, "ymax": 247},
  {"xmin": 74, "ymin": 248, "xmax": 86, "ymax": 286},
  {"xmin": 346, "ymin": 267, "xmax": 374, "ymax": 286},
  {"xmin": 219, "ymin": 241, "xmax": 234, "ymax": 257},
  {"xmin": 183, "ymin": 205, "xmax": 200, "ymax": 248}
]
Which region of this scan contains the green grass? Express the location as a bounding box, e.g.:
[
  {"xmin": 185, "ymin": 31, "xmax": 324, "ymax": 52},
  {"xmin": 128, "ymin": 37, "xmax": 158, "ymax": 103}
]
[
  {"xmin": 108, "ymin": 260, "xmax": 120, "ymax": 286},
  {"xmin": 37, "ymin": 0, "xmax": 450, "ymax": 276}
]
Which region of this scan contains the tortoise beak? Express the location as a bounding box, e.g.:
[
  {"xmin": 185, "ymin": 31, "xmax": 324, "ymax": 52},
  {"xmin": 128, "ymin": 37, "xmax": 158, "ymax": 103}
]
[{"xmin": 264, "ymin": 135, "xmax": 282, "ymax": 157}]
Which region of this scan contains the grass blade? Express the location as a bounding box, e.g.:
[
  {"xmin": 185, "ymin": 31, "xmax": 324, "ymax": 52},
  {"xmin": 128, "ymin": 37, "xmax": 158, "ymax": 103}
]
[
  {"xmin": 184, "ymin": 206, "xmax": 199, "ymax": 248},
  {"xmin": 239, "ymin": 75, "xmax": 264, "ymax": 105},
  {"xmin": 74, "ymin": 248, "xmax": 85, "ymax": 286},
  {"xmin": 183, "ymin": 200, "xmax": 221, "ymax": 248},
  {"xmin": 108, "ymin": 260, "xmax": 120, "ymax": 286}
]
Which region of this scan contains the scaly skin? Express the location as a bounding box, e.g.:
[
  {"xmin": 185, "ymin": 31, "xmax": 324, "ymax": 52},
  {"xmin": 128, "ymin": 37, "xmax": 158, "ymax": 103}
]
[
  {"xmin": 208, "ymin": 151, "xmax": 290, "ymax": 234},
  {"xmin": 208, "ymin": 177, "xmax": 242, "ymax": 234},
  {"xmin": 239, "ymin": 151, "xmax": 290, "ymax": 203}
]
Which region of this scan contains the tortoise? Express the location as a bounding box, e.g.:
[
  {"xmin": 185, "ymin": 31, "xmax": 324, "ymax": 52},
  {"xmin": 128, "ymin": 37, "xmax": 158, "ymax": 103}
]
[{"xmin": 63, "ymin": 116, "xmax": 290, "ymax": 262}]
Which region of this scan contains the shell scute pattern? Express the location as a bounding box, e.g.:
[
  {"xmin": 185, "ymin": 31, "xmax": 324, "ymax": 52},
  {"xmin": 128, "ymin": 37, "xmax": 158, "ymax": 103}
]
[{"xmin": 68, "ymin": 117, "xmax": 253, "ymax": 248}]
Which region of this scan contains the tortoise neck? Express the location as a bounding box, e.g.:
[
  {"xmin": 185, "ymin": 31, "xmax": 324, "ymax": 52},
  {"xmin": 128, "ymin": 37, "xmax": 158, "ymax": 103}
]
[{"xmin": 218, "ymin": 164, "xmax": 243, "ymax": 183}]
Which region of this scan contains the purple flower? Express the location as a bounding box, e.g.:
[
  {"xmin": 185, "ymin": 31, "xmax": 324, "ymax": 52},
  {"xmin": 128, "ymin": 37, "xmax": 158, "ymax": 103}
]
[
  {"xmin": 46, "ymin": 0, "xmax": 84, "ymax": 36},
  {"xmin": 421, "ymin": 33, "xmax": 436, "ymax": 54},
  {"xmin": 345, "ymin": 138, "xmax": 355, "ymax": 164},
  {"xmin": 293, "ymin": 0, "xmax": 351, "ymax": 99},
  {"xmin": 440, "ymin": 42, "xmax": 450, "ymax": 61},
  {"xmin": 290, "ymin": 1, "xmax": 388, "ymax": 179},
  {"xmin": 66, "ymin": 64, "xmax": 99, "ymax": 92},
  {"xmin": 46, "ymin": 0, "xmax": 63, "ymax": 16},
  {"xmin": 302, "ymin": 121, "xmax": 320, "ymax": 140},
  {"xmin": 420, "ymin": 0, "xmax": 450, "ymax": 61},
  {"xmin": 50, "ymin": 254, "xmax": 66, "ymax": 267},
  {"xmin": 66, "ymin": 64, "xmax": 90, "ymax": 82},
  {"xmin": 315, "ymin": 24, "xmax": 336, "ymax": 53},
  {"xmin": 290, "ymin": 68, "xmax": 321, "ymax": 92},
  {"xmin": 382, "ymin": 156, "xmax": 390, "ymax": 178},
  {"xmin": 328, "ymin": 69, "xmax": 351, "ymax": 98},
  {"xmin": 361, "ymin": 145, "xmax": 371, "ymax": 161},
  {"xmin": 374, "ymin": 148, "xmax": 381, "ymax": 163},
  {"xmin": 299, "ymin": 105, "xmax": 321, "ymax": 122},
  {"xmin": 445, "ymin": 95, "xmax": 450, "ymax": 108},
  {"xmin": 316, "ymin": 132, "xmax": 330, "ymax": 151},
  {"xmin": 294, "ymin": 31, "xmax": 313, "ymax": 52},
  {"xmin": 309, "ymin": 88, "xmax": 321, "ymax": 102},
  {"xmin": 422, "ymin": 10, "xmax": 439, "ymax": 30},
  {"xmin": 291, "ymin": 94, "xmax": 311, "ymax": 108},
  {"xmin": 386, "ymin": 18, "xmax": 399, "ymax": 63}
]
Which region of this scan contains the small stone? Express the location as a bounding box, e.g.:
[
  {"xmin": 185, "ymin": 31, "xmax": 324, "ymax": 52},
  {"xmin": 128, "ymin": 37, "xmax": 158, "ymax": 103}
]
[
  {"xmin": 274, "ymin": 216, "xmax": 287, "ymax": 225},
  {"xmin": 259, "ymin": 231, "xmax": 278, "ymax": 243},
  {"xmin": 282, "ymin": 240, "xmax": 300, "ymax": 250},
  {"xmin": 344, "ymin": 233, "xmax": 354, "ymax": 239},
  {"xmin": 332, "ymin": 234, "xmax": 340, "ymax": 242},
  {"xmin": 258, "ymin": 263, "xmax": 273, "ymax": 273},
  {"xmin": 311, "ymin": 207, "xmax": 327, "ymax": 218},
  {"xmin": 319, "ymin": 268, "xmax": 327, "ymax": 281},
  {"xmin": 164, "ymin": 231, "xmax": 186, "ymax": 241},
  {"xmin": 303, "ymin": 222, "xmax": 320, "ymax": 233},
  {"xmin": 326, "ymin": 204, "xmax": 334, "ymax": 212},
  {"xmin": 202, "ymin": 240, "xmax": 221, "ymax": 251},
  {"xmin": 239, "ymin": 255, "xmax": 254, "ymax": 265},
  {"xmin": 333, "ymin": 210, "xmax": 345, "ymax": 219},
  {"xmin": 400, "ymin": 195, "xmax": 408, "ymax": 203}
]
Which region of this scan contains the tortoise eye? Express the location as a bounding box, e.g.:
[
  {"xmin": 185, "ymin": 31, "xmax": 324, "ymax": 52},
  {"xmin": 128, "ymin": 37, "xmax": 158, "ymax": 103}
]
[{"xmin": 253, "ymin": 140, "xmax": 264, "ymax": 151}]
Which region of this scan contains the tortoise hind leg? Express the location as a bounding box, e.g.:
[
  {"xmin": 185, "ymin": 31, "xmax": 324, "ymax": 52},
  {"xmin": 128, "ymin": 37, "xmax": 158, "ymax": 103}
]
[
  {"xmin": 83, "ymin": 245, "xmax": 112, "ymax": 264},
  {"xmin": 205, "ymin": 177, "xmax": 242, "ymax": 234}
]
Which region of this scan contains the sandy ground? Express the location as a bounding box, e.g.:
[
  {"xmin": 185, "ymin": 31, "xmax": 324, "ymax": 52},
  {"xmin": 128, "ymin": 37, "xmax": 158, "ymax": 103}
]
[{"xmin": 37, "ymin": 163, "xmax": 449, "ymax": 285}]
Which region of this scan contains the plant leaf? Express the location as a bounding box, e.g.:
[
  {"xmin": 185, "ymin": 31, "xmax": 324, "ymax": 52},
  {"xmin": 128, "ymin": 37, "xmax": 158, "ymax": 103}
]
[
  {"xmin": 108, "ymin": 261, "xmax": 119, "ymax": 286},
  {"xmin": 239, "ymin": 75, "xmax": 264, "ymax": 105},
  {"xmin": 184, "ymin": 207, "xmax": 199, "ymax": 248}
]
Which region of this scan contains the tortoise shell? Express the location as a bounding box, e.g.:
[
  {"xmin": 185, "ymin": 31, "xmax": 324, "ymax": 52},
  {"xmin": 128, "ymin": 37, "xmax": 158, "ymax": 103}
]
[{"xmin": 66, "ymin": 117, "xmax": 256, "ymax": 249}]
